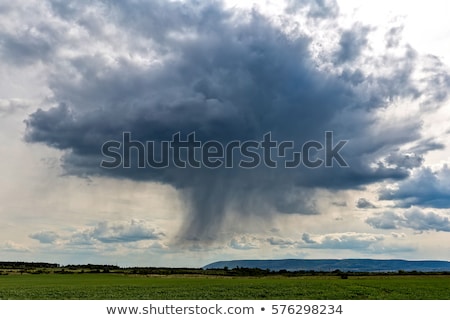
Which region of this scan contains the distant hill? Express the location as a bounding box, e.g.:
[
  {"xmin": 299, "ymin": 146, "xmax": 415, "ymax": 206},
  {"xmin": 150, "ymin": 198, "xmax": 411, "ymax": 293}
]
[{"xmin": 203, "ymin": 259, "xmax": 450, "ymax": 272}]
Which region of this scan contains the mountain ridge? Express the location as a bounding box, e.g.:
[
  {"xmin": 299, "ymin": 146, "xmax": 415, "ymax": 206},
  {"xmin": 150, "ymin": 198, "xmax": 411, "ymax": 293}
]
[{"xmin": 203, "ymin": 259, "xmax": 450, "ymax": 272}]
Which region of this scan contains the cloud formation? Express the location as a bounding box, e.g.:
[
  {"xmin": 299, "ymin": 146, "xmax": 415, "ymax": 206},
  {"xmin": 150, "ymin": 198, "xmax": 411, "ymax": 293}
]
[
  {"xmin": 366, "ymin": 208, "xmax": 450, "ymax": 232},
  {"xmin": 301, "ymin": 232, "xmax": 384, "ymax": 250},
  {"xmin": 267, "ymin": 232, "xmax": 384, "ymax": 250},
  {"xmin": 379, "ymin": 166, "xmax": 450, "ymax": 208},
  {"xmin": 30, "ymin": 220, "xmax": 165, "ymax": 247},
  {"xmin": 1, "ymin": 241, "xmax": 30, "ymax": 252},
  {"xmin": 90, "ymin": 220, "xmax": 165, "ymax": 243},
  {"xmin": 29, "ymin": 231, "xmax": 60, "ymax": 244},
  {"xmin": 229, "ymin": 235, "xmax": 259, "ymax": 250},
  {"xmin": 356, "ymin": 198, "xmax": 377, "ymax": 209},
  {"xmin": 6, "ymin": 0, "xmax": 448, "ymax": 242}
]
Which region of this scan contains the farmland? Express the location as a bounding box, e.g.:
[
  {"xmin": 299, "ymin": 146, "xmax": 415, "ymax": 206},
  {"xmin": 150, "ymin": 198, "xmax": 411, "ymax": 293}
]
[{"xmin": 1, "ymin": 270, "xmax": 449, "ymax": 299}]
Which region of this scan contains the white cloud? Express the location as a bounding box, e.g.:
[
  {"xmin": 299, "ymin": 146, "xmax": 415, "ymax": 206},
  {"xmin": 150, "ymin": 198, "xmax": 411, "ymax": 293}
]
[
  {"xmin": 91, "ymin": 220, "xmax": 165, "ymax": 243},
  {"xmin": 1, "ymin": 241, "xmax": 30, "ymax": 252},
  {"xmin": 267, "ymin": 232, "xmax": 385, "ymax": 251},
  {"xmin": 30, "ymin": 220, "xmax": 165, "ymax": 248},
  {"xmin": 229, "ymin": 235, "xmax": 260, "ymax": 250},
  {"xmin": 301, "ymin": 232, "xmax": 384, "ymax": 250},
  {"xmin": 367, "ymin": 208, "xmax": 450, "ymax": 232}
]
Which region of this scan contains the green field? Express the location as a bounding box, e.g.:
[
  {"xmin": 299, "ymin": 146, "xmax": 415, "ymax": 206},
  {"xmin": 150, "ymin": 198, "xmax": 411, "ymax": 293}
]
[{"xmin": 1, "ymin": 273, "xmax": 449, "ymax": 299}]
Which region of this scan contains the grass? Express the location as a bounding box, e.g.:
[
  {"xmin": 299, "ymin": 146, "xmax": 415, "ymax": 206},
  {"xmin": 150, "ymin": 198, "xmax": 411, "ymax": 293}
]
[{"xmin": 1, "ymin": 273, "xmax": 449, "ymax": 299}]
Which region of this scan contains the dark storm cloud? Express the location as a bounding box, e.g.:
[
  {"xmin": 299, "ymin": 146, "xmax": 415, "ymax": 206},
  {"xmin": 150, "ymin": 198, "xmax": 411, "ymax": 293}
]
[
  {"xmin": 0, "ymin": 32, "xmax": 53, "ymax": 66},
  {"xmin": 356, "ymin": 198, "xmax": 377, "ymax": 209},
  {"xmin": 379, "ymin": 166, "xmax": 450, "ymax": 208},
  {"xmin": 366, "ymin": 209, "xmax": 450, "ymax": 232},
  {"xmin": 19, "ymin": 1, "xmax": 450, "ymax": 241}
]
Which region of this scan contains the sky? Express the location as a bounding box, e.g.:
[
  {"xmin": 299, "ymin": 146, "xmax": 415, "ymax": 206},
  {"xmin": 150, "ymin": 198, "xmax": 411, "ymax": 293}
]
[{"xmin": 1, "ymin": 0, "xmax": 450, "ymax": 267}]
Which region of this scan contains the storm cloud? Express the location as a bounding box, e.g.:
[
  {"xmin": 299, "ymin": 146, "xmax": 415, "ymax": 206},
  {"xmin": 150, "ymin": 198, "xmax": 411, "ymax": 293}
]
[
  {"xmin": 12, "ymin": 0, "xmax": 450, "ymax": 242},
  {"xmin": 379, "ymin": 166, "xmax": 450, "ymax": 208}
]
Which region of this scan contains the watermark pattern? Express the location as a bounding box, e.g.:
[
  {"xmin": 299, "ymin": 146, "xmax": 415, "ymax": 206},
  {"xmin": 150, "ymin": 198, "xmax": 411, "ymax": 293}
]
[{"xmin": 100, "ymin": 131, "xmax": 348, "ymax": 169}]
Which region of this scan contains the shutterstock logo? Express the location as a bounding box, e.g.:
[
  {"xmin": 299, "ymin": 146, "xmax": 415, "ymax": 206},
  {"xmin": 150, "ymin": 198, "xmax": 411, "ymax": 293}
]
[{"xmin": 100, "ymin": 131, "xmax": 348, "ymax": 169}]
